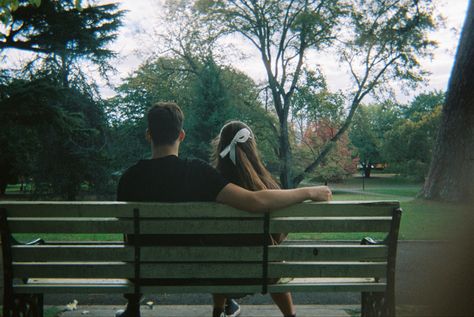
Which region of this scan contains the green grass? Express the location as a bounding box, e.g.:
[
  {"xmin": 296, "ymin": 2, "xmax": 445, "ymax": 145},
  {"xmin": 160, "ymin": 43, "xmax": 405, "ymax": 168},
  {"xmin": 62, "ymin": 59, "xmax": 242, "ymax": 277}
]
[
  {"xmin": 367, "ymin": 187, "xmax": 421, "ymax": 197},
  {"xmin": 294, "ymin": 173, "xmax": 468, "ymax": 241},
  {"xmin": 5, "ymin": 183, "xmax": 33, "ymax": 193}
]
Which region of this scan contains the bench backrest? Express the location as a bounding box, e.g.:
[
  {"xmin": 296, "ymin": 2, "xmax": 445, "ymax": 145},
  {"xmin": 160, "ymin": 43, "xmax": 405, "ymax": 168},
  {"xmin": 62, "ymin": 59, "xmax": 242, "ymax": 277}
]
[{"xmin": 0, "ymin": 201, "xmax": 401, "ymax": 294}]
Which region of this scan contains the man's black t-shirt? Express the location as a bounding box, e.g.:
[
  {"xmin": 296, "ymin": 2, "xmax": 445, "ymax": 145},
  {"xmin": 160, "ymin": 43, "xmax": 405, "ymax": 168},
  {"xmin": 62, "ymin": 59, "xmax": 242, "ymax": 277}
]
[{"xmin": 117, "ymin": 155, "xmax": 229, "ymax": 202}]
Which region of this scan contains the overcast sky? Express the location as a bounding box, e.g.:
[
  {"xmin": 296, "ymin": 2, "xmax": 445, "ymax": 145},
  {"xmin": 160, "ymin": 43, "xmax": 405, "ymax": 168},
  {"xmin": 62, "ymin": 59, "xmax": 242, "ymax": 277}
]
[{"xmin": 3, "ymin": 0, "xmax": 470, "ymax": 104}]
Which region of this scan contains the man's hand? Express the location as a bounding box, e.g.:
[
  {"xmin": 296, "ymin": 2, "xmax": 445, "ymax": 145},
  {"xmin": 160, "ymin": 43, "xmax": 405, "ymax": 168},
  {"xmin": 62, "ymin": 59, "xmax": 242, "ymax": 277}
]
[{"xmin": 307, "ymin": 186, "xmax": 332, "ymax": 202}]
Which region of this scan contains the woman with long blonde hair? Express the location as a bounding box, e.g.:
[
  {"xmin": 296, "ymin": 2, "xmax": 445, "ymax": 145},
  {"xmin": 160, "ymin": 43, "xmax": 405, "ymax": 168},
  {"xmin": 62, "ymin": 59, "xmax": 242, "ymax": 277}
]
[{"xmin": 211, "ymin": 121, "xmax": 296, "ymax": 317}]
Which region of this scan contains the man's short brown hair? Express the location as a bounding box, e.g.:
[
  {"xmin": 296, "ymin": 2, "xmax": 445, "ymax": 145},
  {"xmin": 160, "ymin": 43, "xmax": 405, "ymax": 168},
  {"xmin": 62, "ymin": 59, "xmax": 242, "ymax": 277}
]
[{"xmin": 147, "ymin": 102, "xmax": 184, "ymax": 145}]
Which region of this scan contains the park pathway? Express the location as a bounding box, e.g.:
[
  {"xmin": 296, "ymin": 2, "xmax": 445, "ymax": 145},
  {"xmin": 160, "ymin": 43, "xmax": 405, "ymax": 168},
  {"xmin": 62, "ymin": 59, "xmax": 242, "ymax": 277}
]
[{"xmin": 58, "ymin": 304, "xmax": 358, "ymax": 317}]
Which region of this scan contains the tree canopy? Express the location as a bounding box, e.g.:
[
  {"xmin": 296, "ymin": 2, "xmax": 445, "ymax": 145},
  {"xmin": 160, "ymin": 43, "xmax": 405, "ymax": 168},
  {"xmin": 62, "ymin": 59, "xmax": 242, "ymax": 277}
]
[
  {"xmin": 0, "ymin": 0, "xmax": 123, "ymax": 199},
  {"xmin": 192, "ymin": 0, "xmax": 438, "ymax": 188}
]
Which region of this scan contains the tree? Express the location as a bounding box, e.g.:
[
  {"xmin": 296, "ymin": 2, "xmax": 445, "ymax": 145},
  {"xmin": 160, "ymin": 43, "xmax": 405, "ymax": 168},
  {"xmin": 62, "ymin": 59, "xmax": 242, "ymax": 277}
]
[
  {"xmin": 196, "ymin": 0, "xmax": 437, "ymax": 188},
  {"xmin": 422, "ymin": 1, "xmax": 474, "ymax": 203},
  {"xmin": 291, "ymin": 69, "xmax": 355, "ymax": 182},
  {"xmin": 109, "ymin": 56, "xmax": 279, "ymax": 172},
  {"xmin": 197, "ymin": 0, "xmax": 344, "ymax": 187},
  {"xmin": 0, "ymin": 76, "xmax": 109, "ymax": 199},
  {"xmin": 349, "ymin": 93, "xmax": 443, "ymax": 180},
  {"xmin": 349, "ymin": 105, "xmax": 385, "ymax": 178},
  {"xmin": 0, "ymin": 0, "xmax": 123, "ymax": 199},
  {"xmin": 383, "ymin": 105, "xmax": 441, "ymax": 181},
  {"xmin": 0, "ymin": 0, "xmax": 41, "ymax": 25},
  {"xmin": 1, "ymin": 0, "xmax": 123, "ymax": 84},
  {"xmin": 295, "ymin": 120, "xmax": 357, "ymax": 183}
]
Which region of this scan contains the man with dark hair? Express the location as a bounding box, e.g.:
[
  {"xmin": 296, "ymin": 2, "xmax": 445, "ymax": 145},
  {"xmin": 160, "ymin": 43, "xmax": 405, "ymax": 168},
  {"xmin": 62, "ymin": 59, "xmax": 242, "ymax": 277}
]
[{"xmin": 117, "ymin": 102, "xmax": 332, "ymax": 317}]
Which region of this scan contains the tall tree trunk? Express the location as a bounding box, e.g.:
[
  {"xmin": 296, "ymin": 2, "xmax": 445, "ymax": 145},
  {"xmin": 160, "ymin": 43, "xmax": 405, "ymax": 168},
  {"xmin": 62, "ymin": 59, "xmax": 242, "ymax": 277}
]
[
  {"xmin": 278, "ymin": 118, "xmax": 294, "ymax": 189},
  {"xmin": 422, "ymin": 1, "xmax": 474, "ymax": 203}
]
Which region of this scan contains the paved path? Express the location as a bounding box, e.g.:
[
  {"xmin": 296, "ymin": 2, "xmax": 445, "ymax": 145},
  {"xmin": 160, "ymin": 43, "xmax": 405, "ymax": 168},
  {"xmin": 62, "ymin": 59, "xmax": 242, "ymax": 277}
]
[{"xmin": 57, "ymin": 305, "xmax": 358, "ymax": 317}]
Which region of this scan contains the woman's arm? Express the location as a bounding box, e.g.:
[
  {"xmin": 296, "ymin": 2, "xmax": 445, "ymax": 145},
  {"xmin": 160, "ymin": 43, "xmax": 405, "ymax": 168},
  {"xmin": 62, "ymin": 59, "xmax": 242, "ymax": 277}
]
[{"xmin": 216, "ymin": 183, "xmax": 332, "ymax": 213}]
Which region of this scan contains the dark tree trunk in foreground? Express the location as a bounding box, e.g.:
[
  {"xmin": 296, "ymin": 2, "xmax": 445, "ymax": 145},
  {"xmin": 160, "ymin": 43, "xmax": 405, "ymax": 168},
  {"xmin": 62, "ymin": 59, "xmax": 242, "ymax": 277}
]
[{"xmin": 422, "ymin": 0, "xmax": 474, "ymax": 203}]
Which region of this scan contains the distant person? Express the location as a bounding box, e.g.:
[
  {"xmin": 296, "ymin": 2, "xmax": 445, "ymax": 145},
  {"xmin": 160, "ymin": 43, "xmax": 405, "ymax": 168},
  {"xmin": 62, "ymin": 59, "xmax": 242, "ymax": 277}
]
[
  {"xmin": 116, "ymin": 102, "xmax": 332, "ymax": 317},
  {"xmin": 211, "ymin": 120, "xmax": 297, "ymax": 317}
]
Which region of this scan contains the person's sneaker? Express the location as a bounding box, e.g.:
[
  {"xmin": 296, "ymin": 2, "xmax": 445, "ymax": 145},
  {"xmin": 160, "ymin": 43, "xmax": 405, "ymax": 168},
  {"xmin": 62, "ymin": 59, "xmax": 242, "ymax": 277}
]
[{"xmin": 225, "ymin": 299, "xmax": 241, "ymax": 317}]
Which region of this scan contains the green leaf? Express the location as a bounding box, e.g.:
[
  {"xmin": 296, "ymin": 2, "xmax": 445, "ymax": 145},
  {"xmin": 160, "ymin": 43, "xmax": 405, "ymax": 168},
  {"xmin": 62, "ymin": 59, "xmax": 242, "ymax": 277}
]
[
  {"xmin": 0, "ymin": 8, "xmax": 12, "ymax": 25},
  {"xmin": 31, "ymin": 0, "xmax": 42, "ymax": 7},
  {"xmin": 11, "ymin": 0, "xmax": 19, "ymax": 11}
]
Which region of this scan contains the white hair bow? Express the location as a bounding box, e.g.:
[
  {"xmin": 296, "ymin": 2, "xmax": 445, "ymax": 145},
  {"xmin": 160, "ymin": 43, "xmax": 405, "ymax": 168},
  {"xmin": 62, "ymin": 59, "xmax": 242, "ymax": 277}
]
[{"xmin": 219, "ymin": 128, "xmax": 252, "ymax": 165}]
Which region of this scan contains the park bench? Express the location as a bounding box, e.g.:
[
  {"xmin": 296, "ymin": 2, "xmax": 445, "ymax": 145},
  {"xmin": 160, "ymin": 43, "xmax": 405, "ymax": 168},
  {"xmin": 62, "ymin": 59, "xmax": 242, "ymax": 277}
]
[{"xmin": 1, "ymin": 201, "xmax": 401, "ymax": 317}]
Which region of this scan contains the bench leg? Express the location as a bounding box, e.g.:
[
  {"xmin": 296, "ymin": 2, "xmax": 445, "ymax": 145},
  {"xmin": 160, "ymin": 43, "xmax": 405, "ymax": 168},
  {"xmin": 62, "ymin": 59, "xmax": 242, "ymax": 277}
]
[
  {"xmin": 361, "ymin": 292, "xmax": 394, "ymax": 317},
  {"xmin": 3, "ymin": 294, "xmax": 44, "ymax": 317}
]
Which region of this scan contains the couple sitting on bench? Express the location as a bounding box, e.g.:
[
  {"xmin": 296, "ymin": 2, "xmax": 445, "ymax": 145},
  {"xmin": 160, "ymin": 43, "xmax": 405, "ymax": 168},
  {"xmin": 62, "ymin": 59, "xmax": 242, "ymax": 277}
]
[{"xmin": 116, "ymin": 102, "xmax": 332, "ymax": 317}]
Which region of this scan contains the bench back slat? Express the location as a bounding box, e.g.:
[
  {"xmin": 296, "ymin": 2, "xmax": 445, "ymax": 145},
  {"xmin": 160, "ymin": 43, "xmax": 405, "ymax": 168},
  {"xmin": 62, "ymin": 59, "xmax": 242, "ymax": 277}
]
[
  {"xmin": 270, "ymin": 218, "xmax": 392, "ymax": 233},
  {"xmin": 8, "ymin": 219, "xmax": 268, "ymax": 234},
  {"xmin": 12, "ymin": 244, "xmax": 388, "ymax": 262},
  {"xmin": 7, "ymin": 217, "xmax": 392, "ymax": 234},
  {"xmin": 2, "ymin": 201, "xmax": 398, "ymax": 218}
]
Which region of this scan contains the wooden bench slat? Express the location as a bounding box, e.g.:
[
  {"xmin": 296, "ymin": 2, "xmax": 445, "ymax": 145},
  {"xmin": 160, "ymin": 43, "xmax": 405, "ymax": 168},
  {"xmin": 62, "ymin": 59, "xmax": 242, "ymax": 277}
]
[
  {"xmin": 271, "ymin": 201, "xmax": 397, "ymax": 217},
  {"xmin": 12, "ymin": 262, "xmax": 386, "ymax": 279},
  {"xmin": 12, "ymin": 244, "xmax": 388, "ymax": 262},
  {"xmin": 1, "ymin": 201, "xmax": 399, "ymax": 218},
  {"xmin": 8, "ymin": 217, "xmax": 392, "ymax": 234},
  {"xmin": 270, "ymin": 218, "xmax": 392, "ymax": 232},
  {"xmin": 268, "ymin": 262, "xmax": 387, "ymax": 278},
  {"xmin": 268, "ymin": 282, "xmax": 386, "ymax": 293},
  {"xmin": 3, "ymin": 202, "xmax": 134, "ymax": 218},
  {"xmin": 13, "ymin": 284, "xmax": 131, "ymax": 294},
  {"xmin": 8, "ymin": 218, "xmax": 131, "ymax": 233},
  {"xmin": 13, "ymin": 279, "xmax": 386, "ymax": 294},
  {"xmin": 12, "ymin": 245, "xmax": 134, "ymax": 262},
  {"xmin": 8, "ymin": 219, "xmax": 265, "ymax": 234},
  {"xmin": 269, "ymin": 244, "xmax": 388, "ymax": 261},
  {"xmin": 13, "ymin": 263, "xmax": 134, "ymax": 278}
]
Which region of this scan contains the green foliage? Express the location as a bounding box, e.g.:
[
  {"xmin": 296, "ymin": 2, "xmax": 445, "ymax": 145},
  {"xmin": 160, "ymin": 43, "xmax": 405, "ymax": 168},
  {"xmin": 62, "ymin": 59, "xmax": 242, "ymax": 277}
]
[
  {"xmin": 349, "ymin": 92, "xmax": 444, "ymax": 181},
  {"xmin": 1, "ymin": 0, "xmax": 124, "ymax": 77},
  {"xmin": 184, "ymin": 59, "xmax": 237, "ymax": 159},
  {"xmin": 193, "ymin": 0, "xmax": 438, "ymax": 187},
  {"xmin": 383, "ymin": 104, "xmax": 442, "ymax": 181},
  {"xmin": 292, "ymin": 70, "xmax": 355, "ymax": 182},
  {"xmin": 345, "ymin": 0, "xmax": 438, "ymax": 90},
  {"xmin": 109, "ymin": 56, "xmax": 278, "ymax": 171},
  {"xmin": 0, "ymin": 76, "xmax": 110, "ymax": 199},
  {"xmin": 0, "ymin": 0, "xmax": 40, "ymax": 25},
  {"xmin": 349, "ymin": 103, "xmax": 399, "ymax": 174},
  {"xmin": 398, "ymin": 90, "xmax": 444, "ymax": 120},
  {"xmin": 0, "ymin": 0, "xmax": 123, "ymax": 199}
]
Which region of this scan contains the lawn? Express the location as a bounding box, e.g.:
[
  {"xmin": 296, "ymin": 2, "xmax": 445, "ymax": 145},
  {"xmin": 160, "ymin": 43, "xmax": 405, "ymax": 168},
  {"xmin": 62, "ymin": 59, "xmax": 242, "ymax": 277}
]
[{"xmin": 292, "ymin": 173, "xmax": 468, "ymax": 241}]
